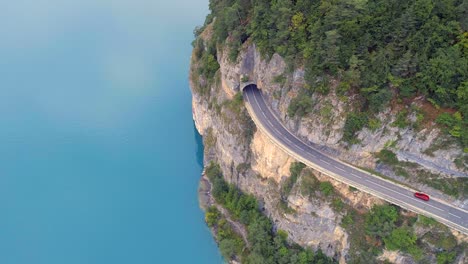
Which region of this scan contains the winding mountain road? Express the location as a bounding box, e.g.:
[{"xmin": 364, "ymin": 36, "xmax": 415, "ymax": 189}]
[{"xmin": 243, "ymin": 84, "xmax": 468, "ymax": 235}]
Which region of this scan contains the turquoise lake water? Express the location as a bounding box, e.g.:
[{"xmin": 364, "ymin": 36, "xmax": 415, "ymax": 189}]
[{"xmin": 0, "ymin": 1, "xmax": 221, "ymax": 263}]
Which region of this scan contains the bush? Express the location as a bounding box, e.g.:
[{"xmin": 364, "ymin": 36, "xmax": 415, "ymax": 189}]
[
  {"xmin": 342, "ymin": 113, "xmax": 368, "ymax": 143},
  {"xmin": 288, "ymin": 93, "xmax": 313, "ymax": 117},
  {"xmin": 436, "ymin": 251, "xmax": 457, "ymax": 264},
  {"xmin": 341, "ymin": 213, "xmax": 354, "ymax": 228},
  {"xmin": 332, "ymin": 198, "xmax": 344, "ymax": 211},
  {"xmin": 384, "ymin": 227, "xmax": 422, "ymax": 259},
  {"xmin": 376, "ymin": 149, "xmax": 399, "ymax": 165},
  {"xmin": 219, "ymin": 238, "xmax": 242, "ymax": 260},
  {"xmin": 392, "ymin": 110, "xmax": 409, "ymax": 128},
  {"xmin": 319, "ymin": 181, "xmax": 334, "ymax": 196},
  {"xmin": 436, "ymin": 112, "xmax": 467, "ymax": 148},
  {"xmin": 418, "ymin": 215, "xmax": 437, "ymax": 227},
  {"xmin": 365, "ymin": 205, "xmax": 398, "ymax": 238},
  {"xmin": 205, "ymin": 206, "xmax": 221, "ymax": 227},
  {"xmin": 206, "ymin": 162, "xmax": 336, "ymax": 263},
  {"xmin": 273, "ymin": 74, "xmax": 287, "ymax": 86}
]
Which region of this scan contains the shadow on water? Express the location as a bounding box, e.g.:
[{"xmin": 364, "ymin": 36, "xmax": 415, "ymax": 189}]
[{"xmin": 193, "ymin": 122, "xmax": 204, "ymax": 169}]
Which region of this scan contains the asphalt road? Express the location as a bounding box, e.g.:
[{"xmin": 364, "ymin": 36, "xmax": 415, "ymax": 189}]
[{"xmin": 243, "ymin": 85, "xmax": 468, "ymax": 234}]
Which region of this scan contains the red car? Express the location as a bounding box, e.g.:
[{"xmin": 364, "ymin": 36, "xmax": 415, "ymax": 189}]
[{"xmin": 414, "ymin": 192, "xmax": 430, "ymax": 201}]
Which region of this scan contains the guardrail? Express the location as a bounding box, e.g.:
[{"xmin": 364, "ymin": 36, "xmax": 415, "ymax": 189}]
[{"xmin": 244, "ymin": 97, "xmax": 468, "ymax": 235}]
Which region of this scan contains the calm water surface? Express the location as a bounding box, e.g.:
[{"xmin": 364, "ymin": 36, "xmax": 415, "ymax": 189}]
[{"xmin": 0, "ymin": 1, "xmax": 221, "ymax": 263}]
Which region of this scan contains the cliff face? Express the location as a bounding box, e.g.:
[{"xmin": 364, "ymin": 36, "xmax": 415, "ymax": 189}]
[
  {"xmin": 191, "ymin": 36, "xmax": 386, "ymax": 262},
  {"xmin": 213, "ymin": 40, "xmax": 467, "ymax": 207},
  {"xmin": 191, "ymin": 26, "xmax": 466, "ymax": 263}
]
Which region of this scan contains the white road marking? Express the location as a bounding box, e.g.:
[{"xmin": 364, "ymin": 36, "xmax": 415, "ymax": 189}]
[
  {"xmin": 449, "ymin": 213, "xmax": 461, "ymax": 219},
  {"xmin": 336, "ymin": 167, "xmax": 346, "ymax": 172},
  {"xmin": 248, "ymin": 89, "xmax": 458, "ymax": 218}
]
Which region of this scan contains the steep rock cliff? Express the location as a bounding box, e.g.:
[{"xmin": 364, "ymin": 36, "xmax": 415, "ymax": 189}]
[
  {"xmin": 191, "ymin": 26, "xmax": 467, "ymax": 263},
  {"xmin": 214, "ymin": 40, "xmax": 466, "ymax": 207}
]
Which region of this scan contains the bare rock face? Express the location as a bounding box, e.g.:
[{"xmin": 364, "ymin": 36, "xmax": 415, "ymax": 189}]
[
  {"xmin": 190, "ymin": 29, "xmax": 466, "ymax": 263},
  {"xmin": 215, "ymin": 42, "xmax": 466, "ymax": 207},
  {"xmin": 378, "ymin": 250, "xmax": 417, "ymax": 264},
  {"xmin": 250, "ymin": 130, "xmax": 294, "ymax": 183}
]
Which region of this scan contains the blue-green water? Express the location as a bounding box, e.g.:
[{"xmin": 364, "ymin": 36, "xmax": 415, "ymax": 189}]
[{"xmin": 0, "ymin": 1, "xmax": 221, "ymax": 263}]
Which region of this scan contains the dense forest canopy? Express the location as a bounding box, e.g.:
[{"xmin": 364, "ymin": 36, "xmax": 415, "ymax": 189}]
[{"xmin": 196, "ymin": 0, "xmax": 468, "ymax": 148}]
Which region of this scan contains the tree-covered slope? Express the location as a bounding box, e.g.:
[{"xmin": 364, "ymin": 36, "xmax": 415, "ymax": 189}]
[{"xmin": 196, "ymin": 0, "xmax": 468, "ymax": 149}]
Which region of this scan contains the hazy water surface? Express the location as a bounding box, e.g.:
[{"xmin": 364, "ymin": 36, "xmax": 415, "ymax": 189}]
[{"xmin": 0, "ymin": 1, "xmax": 221, "ymax": 263}]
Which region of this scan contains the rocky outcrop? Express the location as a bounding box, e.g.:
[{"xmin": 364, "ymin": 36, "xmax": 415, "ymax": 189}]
[
  {"xmin": 190, "ymin": 26, "xmax": 466, "ymax": 263},
  {"xmin": 214, "ymin": 41, "xmax": 466, "ymax": 207},
  {"xmin": 191, "ymin": 42, "xmax": 355, "ymax": 261}
]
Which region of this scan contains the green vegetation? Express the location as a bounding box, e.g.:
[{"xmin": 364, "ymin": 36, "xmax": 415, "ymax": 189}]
[
  {"xmin": 226, "ymin": 92, "xmax": 244, "ymax": 114},
  {"xmin": 281, "ymin": 162, "xmax": 306, "ymax": 198},
  {"xmin": 205, "ymin": 162, "xmax": 335, "ymax": 263},
  {"xmin": 342, "ymin": 204, "xmax": 463, "ymax": 262},
  {"xmin": 437, "ymin": 251, "xmax": 457, "ymax": 264},
  {"xmin": 365, "ymin": 205, "xmax": 398, "ymax": 239},
  {"xmin": 375, "ymin": 149, "xmax": 399, "ymax": 165},
  {"xmin": 375, "ymin": 149, "xmax": 412, "ymax": 178},
  {"xmin": 196, "ymin": 40, "xmax": 219, "ymax": 81},
  {"xmin": 273, "ymin": 74, "xmax": 287, "ymax": 86},
  {"xmin": 391, "ymin": 110, "xmax": 410, "ymax": 129},
  {"xmin": 375, "ymin": 149, "xmax": 467, "ymax": 197},
  {"xmin": 319, "ymin": 182, "xmax": 334, "ymax": 196},
  {"xmin": 436, "ymin": 111, "xmax": 468, "ymax": 147},
  {"xmin": 287, "ymin": 92, "xmax": 313, "ymax": 117},
  {"xmin": 417, "ymin": 215, "xmax": 438, "ymax": 227},
  {"xmin": 206, "ymin": 205, "xmax": 246, "ymax": 260},
  {"xmin": 383, "ymin": 227, "xmax": 422, "ymax": 259},
  {"xmin": 198, "ymin": 0, "xmax": 468, "ymax": 148},
  {"xmin": 342, "ymin": 113, "xmax": 368, "ymax": 144},
  {"xmin": 413, "ymin": 170, "xmax": 467, "ymax": 198}
]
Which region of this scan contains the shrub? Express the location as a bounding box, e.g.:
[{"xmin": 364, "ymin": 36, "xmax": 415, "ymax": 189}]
[
  {"xmin": 376, "ymin": 149, "xmax": 399, "ymax": 165},
  {"xmin": 205, "ymin": 206, "xmax": 221, "ymax": 227},
  {"xmin": 319, "ymin": 181, "xmax": 334, "ymax": 196},
  {"xmin": 206, "ymin": 162, "xmax": 335, "ymax": 263},
  {"xmin": 392, "ymin": 110, "xmax": 409, "ymax": 128},
  {"xmin": 288, "ymin": 93, "xmax": 313, "ymax": 117},
  {"xmin": 365, "ymin": 205, "xmax": 398, "ymax": 238},
  {"xmin": 436, "ymin": 251, "xmax": 457, "ymax": 264},
  {"xmin": 384, "ymin": 227, "xmax": 422, "ymax": 259},
  {"xmin": 341, "ymin": 213, "xmax": 354, "ymax": 228},
  {"xmin": 342, "ymin": 113, "xmax": 368, "ymax": 143},
  {"xmin": 273, "ymin": 74, "xmax": 287, "ymax": 86},
  {"xmin": 332, "ymin": 198, "xmax": 344, "ymax": 211}
]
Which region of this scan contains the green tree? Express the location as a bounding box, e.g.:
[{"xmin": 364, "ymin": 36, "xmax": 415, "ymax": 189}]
[{"xmin": 365, "ymin": 205, "xmax": 398, "ymax": 238}]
